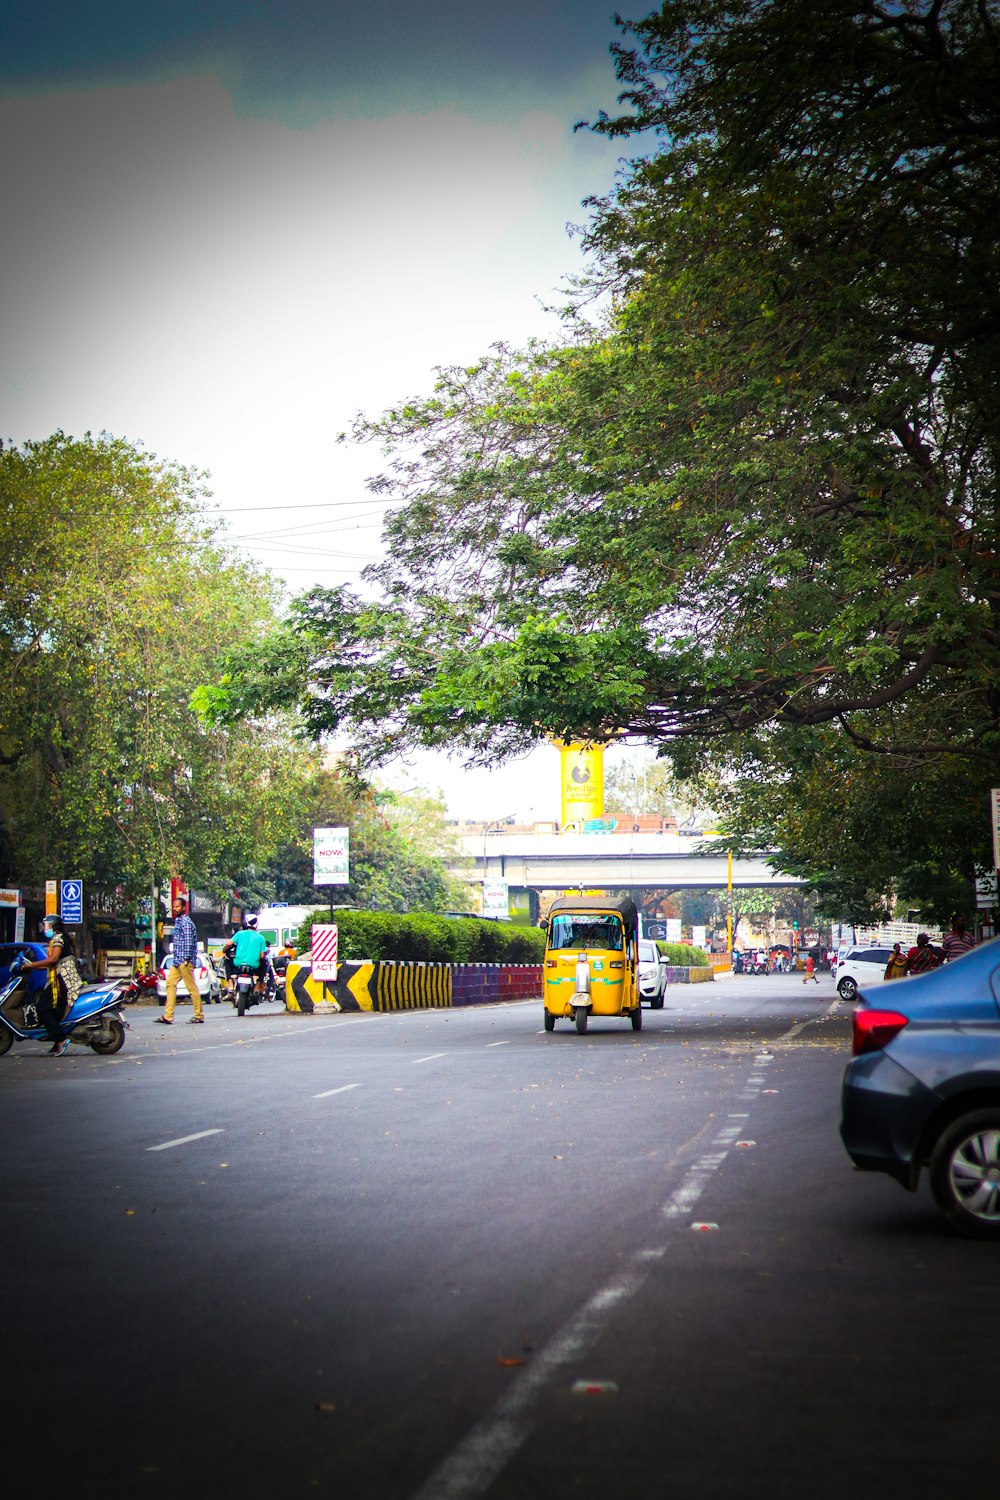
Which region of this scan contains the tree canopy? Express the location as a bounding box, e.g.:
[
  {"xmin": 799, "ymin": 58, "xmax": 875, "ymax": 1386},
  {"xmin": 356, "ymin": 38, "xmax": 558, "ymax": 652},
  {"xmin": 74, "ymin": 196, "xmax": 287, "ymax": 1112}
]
[
  {"xmin": 200, "ymin": 0, "xmax": 1000, "ymax": 922},
  {"xmin": 0, "ymin": 431, "xmax": 306, "ymax": 905}
]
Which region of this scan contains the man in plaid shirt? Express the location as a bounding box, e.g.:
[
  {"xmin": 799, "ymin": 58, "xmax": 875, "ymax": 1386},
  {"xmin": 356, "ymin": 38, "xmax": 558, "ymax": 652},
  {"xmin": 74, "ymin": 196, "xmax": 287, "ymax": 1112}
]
[{"xmin": 156, "ymin": 896, "xmax": 204, "ymax": 1025}]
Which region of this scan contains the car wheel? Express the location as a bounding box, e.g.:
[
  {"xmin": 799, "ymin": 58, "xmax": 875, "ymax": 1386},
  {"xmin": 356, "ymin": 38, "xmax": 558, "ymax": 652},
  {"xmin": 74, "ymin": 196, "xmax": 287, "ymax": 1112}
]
[
  {"xmin": 929, "ymin": 1110, "xmax": 1000, "ymax": 1238},
  {"xmin": 837, "ymin": 976, "xmax": 858, "ymax": 1001}
]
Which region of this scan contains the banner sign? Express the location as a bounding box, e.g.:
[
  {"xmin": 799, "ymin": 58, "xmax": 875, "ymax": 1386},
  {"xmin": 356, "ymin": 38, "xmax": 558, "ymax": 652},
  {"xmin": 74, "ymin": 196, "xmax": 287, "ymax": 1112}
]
[
  {"xmin": 0, "ymin": 888, "xmax": 20, "ymax": 907},
  {"xmin": 557, "ymin": 741, "xmax": 605, "ymax": 828},
  {"xmin": 311, "ymin": 924, "xmax": 339, "ymax": 981},
  {"xmin": 313, "ymin": 827, "xmax": 350, "ymax": 887},
  {"xmin": 482, "ymin": 879, "xmax": 509, "ymax": 918},
  {"xmin": 992, "ymin": 788, "xmax": 1000, "ymax": 870},
  {"xmin": 45, "ymin": 879, "xmax": 58, "ymax": 916},
  {"xmin": 975, "ymin": 869, "xmax": 998, "ymax": 910}
]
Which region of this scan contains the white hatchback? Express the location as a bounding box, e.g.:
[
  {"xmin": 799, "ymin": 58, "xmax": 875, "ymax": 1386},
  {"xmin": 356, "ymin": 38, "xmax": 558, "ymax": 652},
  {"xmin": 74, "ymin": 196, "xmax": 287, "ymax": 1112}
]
[
  {"xmin": 155, "ymin": 944, "xmax": 223, "ymax": 1004},
  {"xmin": 835, "ymin": 945, "xmax": 894, "ymax": 1002}
]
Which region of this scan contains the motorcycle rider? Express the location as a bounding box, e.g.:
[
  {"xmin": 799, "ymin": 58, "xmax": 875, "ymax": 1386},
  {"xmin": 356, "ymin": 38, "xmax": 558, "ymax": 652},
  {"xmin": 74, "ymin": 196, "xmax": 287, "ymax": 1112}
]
[
  {"xmin": 224, "ymin": 915, "xmax": 270, "ymax": 999},
  {"xmin": 20, "ymin": 915, "xmax": 82, "ymax": 1055}
]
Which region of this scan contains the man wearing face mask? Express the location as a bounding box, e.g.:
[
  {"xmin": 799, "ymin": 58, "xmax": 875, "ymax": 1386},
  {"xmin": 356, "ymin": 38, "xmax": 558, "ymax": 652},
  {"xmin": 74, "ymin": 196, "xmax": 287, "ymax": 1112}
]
[{"xmin": 20, "ymin": 915, "xmax": 80, "ymax": 1055}]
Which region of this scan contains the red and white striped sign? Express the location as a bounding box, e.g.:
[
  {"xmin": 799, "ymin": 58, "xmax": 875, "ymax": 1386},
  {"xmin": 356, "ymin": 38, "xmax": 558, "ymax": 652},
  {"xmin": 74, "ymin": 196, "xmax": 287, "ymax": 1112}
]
[{"xmin": 311, "ymin": 924, "xmax": 339, "ymax": 981}]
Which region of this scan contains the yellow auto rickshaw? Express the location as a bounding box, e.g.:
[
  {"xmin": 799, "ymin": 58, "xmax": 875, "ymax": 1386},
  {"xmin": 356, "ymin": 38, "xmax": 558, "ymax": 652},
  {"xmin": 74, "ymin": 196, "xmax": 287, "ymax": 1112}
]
[{"xmin": 543, "ymin": 895, "xmax": 641, "ymax": 1034}]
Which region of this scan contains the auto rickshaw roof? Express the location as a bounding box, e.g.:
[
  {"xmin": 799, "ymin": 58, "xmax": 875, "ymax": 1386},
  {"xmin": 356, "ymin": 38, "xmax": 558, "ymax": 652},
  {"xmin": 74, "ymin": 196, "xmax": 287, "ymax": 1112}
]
[{"xmin": 547, "ymin": 895, "xmax": 639, "ymax": 937}]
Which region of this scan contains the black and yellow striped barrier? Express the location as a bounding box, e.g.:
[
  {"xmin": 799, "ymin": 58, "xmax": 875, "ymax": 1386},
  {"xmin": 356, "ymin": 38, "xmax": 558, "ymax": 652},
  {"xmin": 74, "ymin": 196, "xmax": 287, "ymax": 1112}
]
[{"xmin": 285, "ymin": 959, "xmax": 454, "ymax": 1013}]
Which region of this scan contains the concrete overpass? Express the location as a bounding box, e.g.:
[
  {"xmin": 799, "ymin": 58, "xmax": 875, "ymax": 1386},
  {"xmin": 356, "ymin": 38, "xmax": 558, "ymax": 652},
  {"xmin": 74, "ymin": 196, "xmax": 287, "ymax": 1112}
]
[{"xmin": 460, "ymin": 831, "xmax": 804, "ymax": 892}]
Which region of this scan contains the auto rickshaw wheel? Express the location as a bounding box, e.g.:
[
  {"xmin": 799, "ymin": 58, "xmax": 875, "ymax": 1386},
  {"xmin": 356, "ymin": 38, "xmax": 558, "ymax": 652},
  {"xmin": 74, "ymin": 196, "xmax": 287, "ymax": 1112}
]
[
  {"xmin": 630, "ymin": 1005, "xmax": 642, "ymax": 1031},
  {"xmin": 574, "ymin": 1006, "xmax": 588, "ymax": 1035},
  {"xmin": 543, "ymin": 1009, "xmax": 555, "ymax": 1032}
]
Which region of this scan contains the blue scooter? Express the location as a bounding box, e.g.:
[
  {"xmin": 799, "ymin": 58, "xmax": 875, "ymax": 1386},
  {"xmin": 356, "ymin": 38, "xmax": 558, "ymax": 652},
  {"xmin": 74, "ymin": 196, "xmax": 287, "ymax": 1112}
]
[{"xmin": 0, "ymin": 955, "xmax": 130, "ymax": 1056}]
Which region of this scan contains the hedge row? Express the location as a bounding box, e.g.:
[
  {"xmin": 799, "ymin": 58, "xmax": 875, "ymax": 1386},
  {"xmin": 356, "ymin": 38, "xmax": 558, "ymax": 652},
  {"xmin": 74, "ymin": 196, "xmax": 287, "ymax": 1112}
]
[
  {"xmin": 296, "ymin": 909, "xmax": 547, "ymax": 964},
  {"xmin": 655, "ymin": 942, "xmax": 710, "ymax": 966}
]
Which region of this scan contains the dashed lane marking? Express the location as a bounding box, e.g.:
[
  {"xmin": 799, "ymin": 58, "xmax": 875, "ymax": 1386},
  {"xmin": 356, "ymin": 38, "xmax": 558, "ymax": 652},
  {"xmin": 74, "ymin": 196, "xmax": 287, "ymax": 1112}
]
[
  {"xmin": 147, "ymin": 1129, "xmax": 224, "ymax": 1152},
  {"xmin": 412, "ymin": 1053, "xmax": 447, "ymax": 1064},
  {"xmin": 313, "ymin": 1084, "xmax": 362, "ymax": 1099}
]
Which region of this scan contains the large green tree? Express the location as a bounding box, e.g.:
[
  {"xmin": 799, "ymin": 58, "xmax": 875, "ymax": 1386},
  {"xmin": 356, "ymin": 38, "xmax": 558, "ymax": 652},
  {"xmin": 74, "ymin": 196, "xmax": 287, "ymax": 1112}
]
[
  {"xmin": 200, "ymin": 1, "xmax": 1000, "ymax": 922},
  {"xmin": 0, "ymin": 432, "xmax": 305, "ymax": 910}
]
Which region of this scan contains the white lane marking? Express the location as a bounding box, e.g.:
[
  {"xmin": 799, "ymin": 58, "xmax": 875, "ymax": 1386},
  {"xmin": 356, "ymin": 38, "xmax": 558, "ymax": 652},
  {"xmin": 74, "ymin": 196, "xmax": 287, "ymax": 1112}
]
[
  {"xmin": 484, "ymin": 1041, "xmax": 511, "ymax": 1048},
  {"xmin": 778, "ymin": 997, "xmax": 841, "ymax": 1042},
  {"xmin": 147, "ymin": 1129, "xmax": 223, "ymax": 1152},
  {"xmin": 412, "ymin": 1053, "xmax": 447, "ymax": 1064},
  {"xmin": 313, "ymin": 1083, "xmax": 362, "ymax": 1099},
  {"xmin": 411, "ymin": 1121, "xmax": 731, "ymax": 1500}
]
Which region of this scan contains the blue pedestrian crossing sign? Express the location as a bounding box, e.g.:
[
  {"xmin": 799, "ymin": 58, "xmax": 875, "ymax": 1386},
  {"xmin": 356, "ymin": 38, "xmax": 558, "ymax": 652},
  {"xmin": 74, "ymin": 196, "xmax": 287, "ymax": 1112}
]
[{"xmin": 60, "ymin": 879, "xmax": 84, "ymax": 924}]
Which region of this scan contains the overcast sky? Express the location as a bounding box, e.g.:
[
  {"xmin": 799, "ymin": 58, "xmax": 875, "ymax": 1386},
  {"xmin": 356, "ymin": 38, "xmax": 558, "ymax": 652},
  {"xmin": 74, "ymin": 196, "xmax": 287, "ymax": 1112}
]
[{"xmin": 1, "ymin": 1, "xmax": 658, "ymax": 819}]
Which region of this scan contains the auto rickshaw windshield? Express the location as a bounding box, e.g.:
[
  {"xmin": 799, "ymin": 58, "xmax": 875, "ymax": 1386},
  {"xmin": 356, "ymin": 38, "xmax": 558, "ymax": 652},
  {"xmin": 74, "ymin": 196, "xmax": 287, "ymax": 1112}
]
[{"xmin": 549, "ymin": 913, "xmax": 623, "ymax": 951}]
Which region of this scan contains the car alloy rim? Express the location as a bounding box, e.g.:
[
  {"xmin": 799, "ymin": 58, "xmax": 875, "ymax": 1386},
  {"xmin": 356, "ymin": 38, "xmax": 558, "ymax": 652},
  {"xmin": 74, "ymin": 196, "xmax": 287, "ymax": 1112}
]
[{"xmin": 949, "ymin": 1130, "xmax": 1000, "ymax": 1220}]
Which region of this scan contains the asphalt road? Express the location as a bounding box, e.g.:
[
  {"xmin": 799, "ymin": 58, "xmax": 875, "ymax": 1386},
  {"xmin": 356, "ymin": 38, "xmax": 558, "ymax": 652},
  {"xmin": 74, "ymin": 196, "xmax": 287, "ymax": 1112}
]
[{"xmin": 3, "ymin": 975, "xmax": 996, "ymax": 1500}]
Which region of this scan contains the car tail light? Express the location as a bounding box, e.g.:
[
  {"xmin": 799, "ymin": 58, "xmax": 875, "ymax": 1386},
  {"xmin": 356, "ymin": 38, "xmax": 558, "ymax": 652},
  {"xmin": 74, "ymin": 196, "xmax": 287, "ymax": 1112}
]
[{"xmin": 852, "ymin": 1007, "xmax": 909, "ymax": 1056}]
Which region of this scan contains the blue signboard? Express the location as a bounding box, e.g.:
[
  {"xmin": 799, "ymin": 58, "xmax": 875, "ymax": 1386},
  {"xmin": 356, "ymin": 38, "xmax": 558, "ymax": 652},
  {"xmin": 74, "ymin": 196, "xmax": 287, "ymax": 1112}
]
[{"xmin": 60, "ymin": 879, "xmax": 84, "ymax": 924}]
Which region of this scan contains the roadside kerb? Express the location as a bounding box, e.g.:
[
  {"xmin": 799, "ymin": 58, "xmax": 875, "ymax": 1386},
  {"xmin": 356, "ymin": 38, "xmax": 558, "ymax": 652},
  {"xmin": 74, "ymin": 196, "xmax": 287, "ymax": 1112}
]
[{"xmin": 663, "ymin": 965, "xmax": 715, "ymax": 985}]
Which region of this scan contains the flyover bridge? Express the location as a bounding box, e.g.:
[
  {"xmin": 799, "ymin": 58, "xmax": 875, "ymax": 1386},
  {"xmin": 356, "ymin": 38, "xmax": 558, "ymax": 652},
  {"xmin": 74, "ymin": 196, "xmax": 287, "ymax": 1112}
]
[{"xmin": 460, "ymin": 832, "xmax": 803, "ymax": 892}]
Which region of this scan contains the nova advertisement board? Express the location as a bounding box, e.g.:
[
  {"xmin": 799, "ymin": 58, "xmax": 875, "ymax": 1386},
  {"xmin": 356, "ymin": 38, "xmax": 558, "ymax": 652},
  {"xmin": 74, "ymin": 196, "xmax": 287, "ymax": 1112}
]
[{"xmin": 313, "ymin": 827, "xmax": 350, "ymax": 886}]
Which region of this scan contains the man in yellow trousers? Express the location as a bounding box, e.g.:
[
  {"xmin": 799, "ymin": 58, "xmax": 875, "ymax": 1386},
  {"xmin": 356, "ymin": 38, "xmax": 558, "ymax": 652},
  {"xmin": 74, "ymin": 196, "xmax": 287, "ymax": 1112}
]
[{"xmin": 156, "ymin": 896, "xmax": 204, "ymax": 1025}]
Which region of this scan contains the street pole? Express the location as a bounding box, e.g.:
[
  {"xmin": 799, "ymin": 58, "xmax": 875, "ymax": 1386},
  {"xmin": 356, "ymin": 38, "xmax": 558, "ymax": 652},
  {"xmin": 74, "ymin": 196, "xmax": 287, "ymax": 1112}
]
[
  {"xmin": 150, "ymin": 875, "xmax": 157, "ymax": 975},
  {"xmin": 726, "ymin": 849, "xmax": 733, "ymax": 956}
]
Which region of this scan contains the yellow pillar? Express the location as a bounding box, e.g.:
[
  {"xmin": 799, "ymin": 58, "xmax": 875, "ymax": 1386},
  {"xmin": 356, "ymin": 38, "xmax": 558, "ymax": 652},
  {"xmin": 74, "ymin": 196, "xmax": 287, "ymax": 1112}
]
[{"xmin": 727, "ymin": 849, "xmax": 733, "ymax": 955}]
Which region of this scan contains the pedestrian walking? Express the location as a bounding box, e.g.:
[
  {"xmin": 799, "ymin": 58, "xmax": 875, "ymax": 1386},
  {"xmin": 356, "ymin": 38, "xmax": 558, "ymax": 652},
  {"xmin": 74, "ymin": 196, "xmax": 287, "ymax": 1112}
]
[
  {"xmin": 884, "ymin": 943, "xmax": 908, "ymax": 981},
  {"xmin": 940, "ymin": 913, "xmax": 976, "ymax": 962},
  {"xmin": 802, "ymin": 952, "xmax": 819, "ymax": 984},
  {"xmin": 156, "ymin": 897, "xmax": 204, "ymax": 1025},
  {"xmin": 20, "ymin": 914, "xmax": 83, "ymax": 1054}
]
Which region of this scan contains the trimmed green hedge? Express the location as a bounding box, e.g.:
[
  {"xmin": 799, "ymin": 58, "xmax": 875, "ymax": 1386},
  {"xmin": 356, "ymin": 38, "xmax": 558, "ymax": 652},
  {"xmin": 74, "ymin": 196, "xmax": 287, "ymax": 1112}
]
[
  {"xmin": 655, "ymin": 942, "xmax": 710, "ymax": 966},
  {"xmin": 297, "ymin": 909, "xmax": 547, "ymax": 965}
]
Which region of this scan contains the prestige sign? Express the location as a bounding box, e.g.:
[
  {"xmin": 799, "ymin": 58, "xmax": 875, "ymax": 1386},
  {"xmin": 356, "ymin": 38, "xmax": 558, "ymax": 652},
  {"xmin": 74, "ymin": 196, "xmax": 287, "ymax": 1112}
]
[{"xmin": 313, "ymin": 827, "xmax": 350, "ymax": 887}]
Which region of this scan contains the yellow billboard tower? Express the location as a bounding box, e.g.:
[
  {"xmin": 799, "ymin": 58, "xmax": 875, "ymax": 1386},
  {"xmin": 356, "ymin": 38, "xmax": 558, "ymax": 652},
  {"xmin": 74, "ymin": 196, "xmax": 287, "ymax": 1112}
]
[{"xmin": 557, "ymin": 741, "xmax": 605, "ymax": 831}]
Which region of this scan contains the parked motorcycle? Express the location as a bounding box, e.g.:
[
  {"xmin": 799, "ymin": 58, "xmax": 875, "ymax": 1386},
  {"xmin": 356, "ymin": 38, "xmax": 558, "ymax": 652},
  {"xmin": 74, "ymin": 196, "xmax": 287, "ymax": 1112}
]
[
  {"xmin": 118, "ymin": 970, "xmax": 159, "ymax": 1004},
  {"xmin": 0, "ymin": 956, "xmax": 130, "ymax": 1055}
]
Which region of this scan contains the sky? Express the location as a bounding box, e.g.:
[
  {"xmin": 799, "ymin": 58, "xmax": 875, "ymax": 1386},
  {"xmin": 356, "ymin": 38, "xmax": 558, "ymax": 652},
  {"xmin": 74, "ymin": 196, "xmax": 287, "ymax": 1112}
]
[{"xmin": 1, "ymin": 0, "xmax": 659, "ymax": 821}]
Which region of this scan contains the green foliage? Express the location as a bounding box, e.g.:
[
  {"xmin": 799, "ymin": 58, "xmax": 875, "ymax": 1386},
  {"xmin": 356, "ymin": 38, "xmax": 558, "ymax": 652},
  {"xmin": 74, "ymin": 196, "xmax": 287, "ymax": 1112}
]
[
  {"xmin": 0, "ymin": 431, "xmax": 305, "ymax": 907},
  {"xmin": 296, "ymin": 908, "xmax": 546, "ymax": 964},
  {"xmin": 656, "ymin": 942, "xmax": 709, "ymax": 966},
  {"xmin": 203, "ymin": 0, "xmax": 1000, "ymax": 919}
]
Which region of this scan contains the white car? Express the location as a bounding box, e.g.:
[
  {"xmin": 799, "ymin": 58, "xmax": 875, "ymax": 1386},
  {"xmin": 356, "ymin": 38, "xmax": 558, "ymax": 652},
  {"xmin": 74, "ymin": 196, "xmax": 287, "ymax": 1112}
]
[
  {"xmin": 835, "ymin": 945, "xmax": 894, "ymax": 1002},
  {"xmin": 638, "ymin": 939, "xmax": 667, "ymax": 1008},
  {"xmin": 155, "ymin": 944, "xmax": 223, "ymax": 1004}
]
